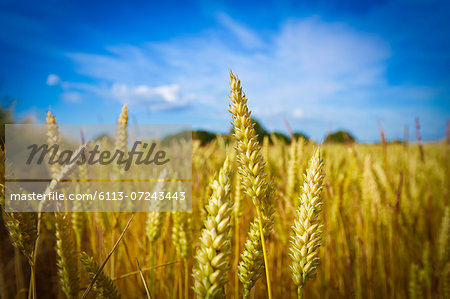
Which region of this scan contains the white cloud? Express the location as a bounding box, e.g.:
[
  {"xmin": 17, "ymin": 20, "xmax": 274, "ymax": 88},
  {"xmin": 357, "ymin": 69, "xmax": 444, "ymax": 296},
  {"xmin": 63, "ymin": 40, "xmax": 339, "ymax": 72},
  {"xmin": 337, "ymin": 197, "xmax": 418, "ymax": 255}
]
[
  {"xmin": 217, "ymin": 13, "xmax": 266, "ymax": 49},
  {"xmin": 60, "ymin": 91, "xmax": 81, "ymax": 103},
  {"xmin": 46, "ymin": 74, "xmax": 60, "ymax": 86},
  {"xmin": 292, "ymin": 108, "xmax": 304, "ymax": 119},
  {"xmin": 111, "ymin": 83, "xmax": 181, "ymax": 105},
  {"xmin": 59, "ymin": 15, "xmax": 436, "ymax": 140}
]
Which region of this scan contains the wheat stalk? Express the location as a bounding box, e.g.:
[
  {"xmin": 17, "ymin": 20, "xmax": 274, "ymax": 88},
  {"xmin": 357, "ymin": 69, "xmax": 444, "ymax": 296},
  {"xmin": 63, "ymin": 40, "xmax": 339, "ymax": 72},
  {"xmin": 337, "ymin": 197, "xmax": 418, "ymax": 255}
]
[
  {"xmin": 72, "ymin": 140, "xmax": 90, "ymax": 250},
  {"xmin": 172, "ymin": 212, "xmax": 193, "ymax": 298},
  {"xmin": 136, "ymin": 258, "xmax": 152, "ymax": 299},
  {"xmin": 2, "ymin": 155, "xmax": 38, "ymax": 299},
  {"xmin": 46, "ymin": 111, "xmax": 61, "ymax": 178},
  {"xmin": 289, "ymin": 149, "xmax": 324, "ymax": 299},
  {"xmin": 238, "ymin": 218, "xmax": 264, "ymax": 297},
  {"xmin": 192, "ymin": 157, "xmax": 233, "ymax": 298},
  {"xmin": 72, "ymin": 177, "xmax": 87, "ymax": 251},
  {"xmin": 80, "ymin": 252, "xmax": 121, "ymax": 299},
  {"xmin": 116, "ymin": 104, "xmax": 128, "ymax": 157},
  {"xmin": 228, "ymin": 71, "xmax": 276, "ymax": 298},
  {"xmin": 145, "ymin": 171, "xmax": 168, "ymax": 297},
  {"xmin": 3, "ymin": 208, "xmax": 37, "ymax": 298},
  {"xmin": 146, "ymin": 212, "xmax": 164, "ymax": 243},
  {"xmin": 146, "ymin": 171, "xmax": 168, "ymax": 242},
  {"xmin": 145, "ymin": 210, "xmax": 163, "ymax": 297},
  {"xmin": 286, "ymin": 139, "xmax": 298, "ymax": 201},
  {"xmin": 55, "ymin": 213, "xmax": 80, "ymax": 299},
  {"xmin": 172, "ymin": 213, "xmax": 193, "ymax": 260},
  {"xmin": 80, "ymin": 215, "xmax": 132, "ymax": 299},
  {"xmin": 4, "ymin": 211, "xmax": 37, "ymax": 263}
]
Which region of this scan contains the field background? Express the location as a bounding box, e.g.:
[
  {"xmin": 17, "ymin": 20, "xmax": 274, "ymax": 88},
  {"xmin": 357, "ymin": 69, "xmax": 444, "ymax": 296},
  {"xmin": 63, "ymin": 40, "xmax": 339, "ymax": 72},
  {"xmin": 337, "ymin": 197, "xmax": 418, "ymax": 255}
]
[{"xmin": 0, "ymin": 116, "xmax": 449, "ymax": 298}]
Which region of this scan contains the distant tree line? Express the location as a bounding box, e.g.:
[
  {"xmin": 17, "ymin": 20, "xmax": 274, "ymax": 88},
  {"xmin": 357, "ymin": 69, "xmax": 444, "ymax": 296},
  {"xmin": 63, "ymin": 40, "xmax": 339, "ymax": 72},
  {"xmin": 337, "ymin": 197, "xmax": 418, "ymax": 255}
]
[
  {"xmin": 324, "ymin": 130, "xmax": 356, "ymax": 144},
  {"xmin": 163, "ymin": 119, "xmax": 356, "ymax": 146},
  {"xmin": 1, "ymin": 105, "xmax": 357, "ymax": 148}
]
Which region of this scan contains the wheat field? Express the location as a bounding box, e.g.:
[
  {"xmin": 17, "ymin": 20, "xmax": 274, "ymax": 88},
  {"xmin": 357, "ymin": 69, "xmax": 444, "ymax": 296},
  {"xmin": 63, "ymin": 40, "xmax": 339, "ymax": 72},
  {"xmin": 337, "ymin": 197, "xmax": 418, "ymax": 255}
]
[{"xmin": 0, "ymin": 74, "xmax": 449, "ymax": 299}]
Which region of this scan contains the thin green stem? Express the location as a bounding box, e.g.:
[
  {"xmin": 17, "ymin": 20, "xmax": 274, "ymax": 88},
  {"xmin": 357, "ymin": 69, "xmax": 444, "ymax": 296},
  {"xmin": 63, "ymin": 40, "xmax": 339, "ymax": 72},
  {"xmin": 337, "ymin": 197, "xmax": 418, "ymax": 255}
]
[
  {"xmin": 256, "ymin": 209, "xmax": 272, "ymax": 299},
  {"xmin": 150, "ymin": 243, "xmax": 155, "ymax": 298},
  {"xmin": 184, "ymin": 258, "xmax": 188, "ymax": 299},
  {"xmin": 298, "ymin": 284, "xmax": 304, "ymax": 299},
  {"xmin": 177, "ymin": 262, "xmax": 181, "ymax": 299},
  {"xmin": 29, "ymin": 211, "xmax": 42, "ymax": 299},
  {"xmin": 243, "ymin": 287, "xmax": 250, "ymax": 299},
  {"xmin": 29, "ymin": 261, "xmax": 36, "ymax": 299}
]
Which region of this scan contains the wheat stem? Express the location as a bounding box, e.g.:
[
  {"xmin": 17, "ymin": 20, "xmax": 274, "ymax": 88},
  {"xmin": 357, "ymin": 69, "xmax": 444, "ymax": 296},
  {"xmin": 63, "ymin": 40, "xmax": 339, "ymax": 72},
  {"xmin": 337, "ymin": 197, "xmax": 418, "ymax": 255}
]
[
  {"xmin": 257, "ymin": 208, "xmax": 272, "ymax": 299},
  {"xmin": 29, "ymin": 261, "xmax": 36, "ymax": 299},
  {"xmin": 184, "ymin": 259, "xmax": 189, "ymax": 299},
  {"xmin": 298, "ymin": 285, "xmax": 304, "ymax": 299},
  {"xmin": 150, "ymin": 243, "xmax": 156, "ymax": 297},
  {"xmin": 81, "ymin": 214, "xmax": 133, "ymax": 299},
  {"xmin": 136, "ymin": 258, "xmax": 152, "ymax": 299}
]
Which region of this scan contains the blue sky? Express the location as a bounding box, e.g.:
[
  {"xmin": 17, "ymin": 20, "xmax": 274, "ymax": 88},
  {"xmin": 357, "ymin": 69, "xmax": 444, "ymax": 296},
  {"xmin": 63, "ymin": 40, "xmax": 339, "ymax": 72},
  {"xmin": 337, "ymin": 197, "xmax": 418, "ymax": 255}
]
[{"xmin": 0, "ymin": 0, "xmax": 449, "ymax": 142}]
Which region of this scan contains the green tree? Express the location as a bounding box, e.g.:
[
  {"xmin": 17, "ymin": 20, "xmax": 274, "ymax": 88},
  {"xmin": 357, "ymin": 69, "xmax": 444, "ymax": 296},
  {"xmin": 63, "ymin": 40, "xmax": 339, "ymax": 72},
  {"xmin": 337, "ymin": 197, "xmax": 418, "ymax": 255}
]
[
  {"xmin": 293, "ymin": 132, "xmax": 309, "ymax": 142},
  {"xmin": 252, "ymin": 119, "xmax": 269, "ymax": 143},
  {"xmin": 324, "ymin": 130, "xmax": 355, "ymax": 143},
  {"xmin": 193, "ymin": 130, "xmax": 218, "ymax": 146}
]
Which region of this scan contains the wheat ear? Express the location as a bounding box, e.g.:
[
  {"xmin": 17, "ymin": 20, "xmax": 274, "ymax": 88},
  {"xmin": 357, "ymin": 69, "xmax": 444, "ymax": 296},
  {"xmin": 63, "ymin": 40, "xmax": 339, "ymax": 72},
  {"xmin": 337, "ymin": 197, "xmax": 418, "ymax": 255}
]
[
  {"xmin": 55, "ymin": 213, "xmax": 80, "ymax": 299},
  {"xmin": 145, "ymin": 172, "xmax": 168, "ymax": 297},
  {"xmin": 72, "ymin": 170, "xmax": 87, "ymax": 251},
  {"xmin": 46, "ymin": 111, "xmax": 61, "ymax": 178},
  {"xmin": 228, "ymin": 71, "xmax": 276, "ymax": 298},
  {"xmin": 116, "ymin": 104, "xmax": 128, "ymax": 154},
  {"xmin": 233, "ymin": 163, "xmax": 243, "ymax": 299},
  {"xmin": 286, "ymin": 139, "xmax": 298, "ymax": 201},
  {"xmin": 80, "ymin": 252, "xmax": 121, "ymax": 299},
  {"xmin": 3, "ymin": 209, "xmax": 37, "ymax": 264},
  {"xmin": 289, "ymin": 149, "xmax": 324, "ymax": 299},
  {"xmin": 172, "ymin": 212, "xmax": 193, "ymax": 299},
  {"xmin": 172, "ymin": 212, "xmax": 193, "ymax": 260},
  {"xmin": 192, "ymin": 157, "xmax": 233, "ymax": 298}
]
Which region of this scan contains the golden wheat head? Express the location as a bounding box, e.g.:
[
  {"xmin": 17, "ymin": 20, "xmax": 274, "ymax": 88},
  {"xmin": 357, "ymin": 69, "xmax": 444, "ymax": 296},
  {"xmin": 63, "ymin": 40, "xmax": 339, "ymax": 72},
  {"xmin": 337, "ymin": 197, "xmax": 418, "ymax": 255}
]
[{"xmin": 289, "ymin": 149, "xmax": 324, "ymax": 298}]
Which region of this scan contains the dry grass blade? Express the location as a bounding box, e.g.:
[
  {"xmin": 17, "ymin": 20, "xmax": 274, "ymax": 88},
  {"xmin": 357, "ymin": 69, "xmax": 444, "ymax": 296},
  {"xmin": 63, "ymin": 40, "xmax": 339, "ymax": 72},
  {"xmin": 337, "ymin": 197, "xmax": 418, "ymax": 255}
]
[
  {"xmin": 136, "ymin": 258, "xmax": 152, "ymax": 299},
  {"xmin": 81, "ymin": 214, "xmax": 134, "ymax": 299},
  {"xmin": 112, "ymin": 260, "xmax": 182, "ymax": 281}
]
